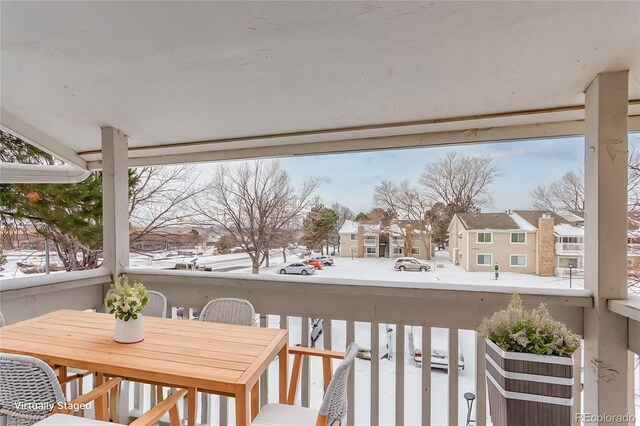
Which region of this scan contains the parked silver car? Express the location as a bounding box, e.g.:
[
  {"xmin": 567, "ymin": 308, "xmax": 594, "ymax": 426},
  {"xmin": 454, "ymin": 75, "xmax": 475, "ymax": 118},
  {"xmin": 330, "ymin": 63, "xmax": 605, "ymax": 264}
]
[
  {"xmin": 279, "ymin": 263, "xmax": 316, "ymax": 275},
  {"xmin": 393, "ymin": 257, "xmax": 431, "ymax": 272}
]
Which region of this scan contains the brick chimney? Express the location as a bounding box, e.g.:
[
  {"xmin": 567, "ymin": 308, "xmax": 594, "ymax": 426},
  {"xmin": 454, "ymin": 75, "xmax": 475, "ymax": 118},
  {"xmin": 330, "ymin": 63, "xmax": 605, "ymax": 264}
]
[
  {"xmin": 357, "ymin": 225, "xmax": 364, "ymax": 258},
  {"xmin": 537, "ymin": 213, "xmax": 555, "ymax": 276}
]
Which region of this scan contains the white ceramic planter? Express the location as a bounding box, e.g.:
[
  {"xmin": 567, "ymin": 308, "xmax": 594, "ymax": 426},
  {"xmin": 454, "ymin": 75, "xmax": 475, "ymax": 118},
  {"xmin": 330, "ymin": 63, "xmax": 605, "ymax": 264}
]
[{"xmin": 113, "ymin": 315, "xmax": 144, "ymax": 343}]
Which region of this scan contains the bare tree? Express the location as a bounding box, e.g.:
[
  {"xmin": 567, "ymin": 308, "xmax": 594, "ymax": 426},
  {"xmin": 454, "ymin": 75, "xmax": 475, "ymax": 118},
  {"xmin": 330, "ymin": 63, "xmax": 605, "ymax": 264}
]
[
  {"xmin": 419, "ymin": 152, "xmax": 501, "ymax": 211},
  {"xmin": 533, "ymin": 151, "xmax": 640, "ymax": 214},
  {"xmin": 530, "ymin": 170, "xmax": 585, "ymax": 213},
  {"xmin": 330, "ymin": 202, "xmax": 353, "ymax": 252},
  {"xmin": 374, "ymin": 180, "xmax": 432, "ymax": 257},
  {"xmin": 129, "ymin": 165, "xmax": 202, "ymax": 250},
  {"xmin": 194, "ymin": 161, "xmax": 318, "ymax": 274}
]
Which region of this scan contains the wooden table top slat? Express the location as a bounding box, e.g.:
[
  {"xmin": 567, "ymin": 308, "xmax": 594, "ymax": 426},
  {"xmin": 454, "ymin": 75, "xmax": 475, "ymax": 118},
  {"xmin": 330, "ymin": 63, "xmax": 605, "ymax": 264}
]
[
  {"xmin": 12, "ymin": 325, "xmax": 261, "ymax": 362},
  {"xmin": 22, "ymin": 322, "xmax": 267, "ymax": 354},
  {"xmin": 0, "ymin": 310, "xmax": 288, "ymax": 393}
]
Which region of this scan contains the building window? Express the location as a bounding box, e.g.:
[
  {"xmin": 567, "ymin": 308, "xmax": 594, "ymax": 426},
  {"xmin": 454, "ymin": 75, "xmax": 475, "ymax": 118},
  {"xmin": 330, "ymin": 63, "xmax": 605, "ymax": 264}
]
[
  {"xmin": 558, "ymin": 257, "xmax": 579, "ymax": 268},
  {"xmin": 510, "ymin": 255, "xmax": 526, "ymax": 267},
  {"xmin": 411, "ymin": 247, "xmax": 420, "ymax": 255},
  {"xmin": 458, "ymin": 232, "xmax": 462, "ymax": 239},
  {"xmin": 511, "ymin": 233, "xmax": 526, "ymax": 244},
  {"xmin": 392, "ymin": 247, "xmax": 404, "ymax": 255},
  {"xmin": 350, "ymin": 246, "xmax": 358, "ymax": 254},
  {"xmin": 477, "ymin": 233, "xmax": 492, "ymax": 243},
  {"xmin": 477, "ymin": 254, "xmax": 492, "ymax": 265},
  {"xmin": 350, "ymin": 233, "xmax": 357, "ymax": 241},
  {"xmin": 559, "ymin": 236, "xmax": 583, "ymax": 243},
  {"xmin": 364, "ymin": 237, "xmax": 377, "ymax": 245},
  {"xmin": 366, "ymin": 247, "xmax": 376, "ymax": 254}
]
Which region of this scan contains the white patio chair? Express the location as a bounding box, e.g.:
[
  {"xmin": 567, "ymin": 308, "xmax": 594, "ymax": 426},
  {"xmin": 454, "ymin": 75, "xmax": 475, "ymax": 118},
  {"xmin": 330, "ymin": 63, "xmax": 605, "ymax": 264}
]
[
  {"xmin": 199, "ymin": 298, "xmax": 255, "ymax": 326},
  {"xmin": 198, "ymin": 298, "xmax": 256, "ymax": 424},
  {"xmin": 31, "ymin": 388, "xmax": 187, "ymax": 426},
  {"xmin": 140, "ymin": 290, "xmax": 168, "ymax": 318},
  {"xmin": 0, "ymin": 353, "xmax": 121, "ymax": 426},
  {"xmin": 251, "ymin": 342, "xmax": 359, "ymax": 426}
]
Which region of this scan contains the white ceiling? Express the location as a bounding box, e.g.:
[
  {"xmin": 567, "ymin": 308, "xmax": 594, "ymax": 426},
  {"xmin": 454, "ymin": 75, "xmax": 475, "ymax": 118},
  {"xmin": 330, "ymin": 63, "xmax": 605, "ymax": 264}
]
[{"xmin": 1, "ymin": 1, "xmax": 639, "ymax": 165}]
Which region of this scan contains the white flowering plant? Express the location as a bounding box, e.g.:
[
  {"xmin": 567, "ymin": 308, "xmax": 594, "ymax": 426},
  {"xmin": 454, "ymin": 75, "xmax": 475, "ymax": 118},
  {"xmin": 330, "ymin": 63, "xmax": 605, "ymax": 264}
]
[
  {"xmin": 105, "ymin": 277, "xmax": 149, "ymax": 322},
  {"xmin": 478, "ymin": 294, "xmax": 580, "ymax": 357}
]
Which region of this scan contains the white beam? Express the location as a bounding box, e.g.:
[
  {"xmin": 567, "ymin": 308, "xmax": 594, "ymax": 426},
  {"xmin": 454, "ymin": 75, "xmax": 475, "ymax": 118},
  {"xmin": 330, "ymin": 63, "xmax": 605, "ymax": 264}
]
[
  {"xmin": 0, "ymin": 108, "xmax": 87, "ymax": 169},
  {"xmin": 583, "ymin": 71, "xmax": 630, "ymax": 416},
  {"xmin": 84, "ymin": 113, "xmax": 640, "ymax": 170},
  {"xmin": 102, "ymin": 127, "xmax": 129, "ymax": 278}
]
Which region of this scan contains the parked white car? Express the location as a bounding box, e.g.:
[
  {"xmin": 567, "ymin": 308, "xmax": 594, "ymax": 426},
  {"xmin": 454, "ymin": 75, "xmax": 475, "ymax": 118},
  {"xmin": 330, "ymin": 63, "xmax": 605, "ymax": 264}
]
[
  {"xmin": 278, "ymin": 263, "xmax": 316, "ymax": 275},
  {"xmin": 312, "ymin": 255, "xmax": 334, "ymax": 266},
  {"xmin": 408, "ymin": 327, "xmax": 464, "ymax": 370}
]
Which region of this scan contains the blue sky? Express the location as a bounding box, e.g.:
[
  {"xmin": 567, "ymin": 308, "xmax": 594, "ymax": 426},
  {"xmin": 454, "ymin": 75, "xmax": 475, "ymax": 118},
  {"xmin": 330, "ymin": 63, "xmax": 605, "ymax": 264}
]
[{"xmin": 196, "ymin": 134, "xmax": 640, "ymax": 214}]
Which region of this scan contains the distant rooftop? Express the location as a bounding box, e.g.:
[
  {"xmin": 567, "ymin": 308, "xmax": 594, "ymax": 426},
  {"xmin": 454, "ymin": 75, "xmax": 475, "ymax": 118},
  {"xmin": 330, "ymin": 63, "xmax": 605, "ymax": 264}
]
[{"xmin": 456, "ymin": 213, "xmax": 519, "ymax": 230}]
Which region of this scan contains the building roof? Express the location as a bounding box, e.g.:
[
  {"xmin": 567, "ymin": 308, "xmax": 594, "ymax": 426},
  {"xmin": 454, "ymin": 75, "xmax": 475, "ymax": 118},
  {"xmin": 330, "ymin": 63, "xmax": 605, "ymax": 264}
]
[
  {"xmin": 512, "ymin": 210, "xmax": 571, "ymax": 228},
  {"xmin": 338, "ymin": 220, "xmax": 358, "ymax": 234},
  {"xmin": 456, "ymin": 213, "xmax": 519, "ymax": 231}
]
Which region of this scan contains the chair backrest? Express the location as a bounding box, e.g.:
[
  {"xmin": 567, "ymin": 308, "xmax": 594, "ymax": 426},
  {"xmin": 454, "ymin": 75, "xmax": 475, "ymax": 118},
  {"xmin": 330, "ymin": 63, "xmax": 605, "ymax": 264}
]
[
  {"xmin": 0, "ymin": 353, "xmax": 65, "ymax": 425},
  {"xmin": 0, "ymin": 311, "xmax": 5, "ymax": 327},
  {"xmin": 318, "ymin": 343, "xmax": 359, "ymax": 425},
  {"xmin": 141, "ymin": 290, "xmax": 168, "ymax": 318},
  {"xmin": 199, "ymin": 298, "xmax": 255, "ymax": 326}
]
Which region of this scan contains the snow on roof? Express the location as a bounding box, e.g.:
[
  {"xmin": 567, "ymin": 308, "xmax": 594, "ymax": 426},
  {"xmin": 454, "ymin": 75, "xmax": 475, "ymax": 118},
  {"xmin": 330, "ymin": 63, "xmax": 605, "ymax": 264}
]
[
  {"xmin": 362, "ymin": 224, "xmax": 381, "ymax": 234},
  {"xmin": 554, "ymin": 223, "xmax": 584, "ymax": 237},
  {"xmin": 338, "ymin": 220, "xmax": 358, "ymax": 234},
  {"xmin": 509, "ymin": 212, "xmax": 538, "ymax": 232}
]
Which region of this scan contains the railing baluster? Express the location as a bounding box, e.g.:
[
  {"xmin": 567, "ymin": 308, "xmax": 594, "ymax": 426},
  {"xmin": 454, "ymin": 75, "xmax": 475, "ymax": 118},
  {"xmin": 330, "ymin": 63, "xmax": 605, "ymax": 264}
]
[
  {"xmin": 371, "ymin": 322, "xmax": 380, "ymax": 426},
  {"xmin": 301, "ymin": 317, "xmax": 310, "ymax": 407},
  {"xmin": 346, "ymin": 320, "xmax": 355, "ymax": 426},
  {"xmin": 422, "ymin": 324, "xmax": 431, "ymax": 426},
  {"xmin": 448, "ymin": 328, "xmax": 459, "ymax": 425},
  {"xmin": 572, "ymin": 346, "xmax": 583, "ymax": 425},
  {"xmin": 219, "ymin": 395, "xmax": 228, "ymax": 426},
  {"xmin": 395, "ymin": 324, "xmax": 405, "ymax": 425},
  {"xmin": 475, "ymin": 332, "xmax": 486, "ymax": 426},
  {"xmin": 324, "ymin": 319, "xmax": 332, "ymax": 350},
  {"xmin": 259, "ymin": 314, "xmax": 269, "ymax": 408}
]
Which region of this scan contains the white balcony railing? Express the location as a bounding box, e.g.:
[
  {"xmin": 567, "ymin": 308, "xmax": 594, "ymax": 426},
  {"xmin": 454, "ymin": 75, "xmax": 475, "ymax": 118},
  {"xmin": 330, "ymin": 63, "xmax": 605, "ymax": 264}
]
[
  {"xmin": 363, "ymin": 238, "xmax": 377, "ymax": 246},
  {"xmin": 0, "ymin": 269, "xmax": 595, "ymax": 425},
  {"xmin": 555, "ymin": 242, "xmax": 584, "ymax": 254}
]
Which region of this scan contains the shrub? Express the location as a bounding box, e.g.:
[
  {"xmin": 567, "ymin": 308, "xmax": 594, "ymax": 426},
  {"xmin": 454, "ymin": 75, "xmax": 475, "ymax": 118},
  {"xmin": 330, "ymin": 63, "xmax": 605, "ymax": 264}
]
[
  {"xmin": 478, "ymin": 294, "xmax": 580, "ymax": 357},
  {"xmin": 105, "ymin": 277, "xmax": 148, "ymax": 322}
]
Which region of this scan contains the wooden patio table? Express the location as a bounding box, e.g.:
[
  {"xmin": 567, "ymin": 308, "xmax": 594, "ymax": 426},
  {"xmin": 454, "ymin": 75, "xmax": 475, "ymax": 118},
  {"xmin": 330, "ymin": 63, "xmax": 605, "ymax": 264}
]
[{"xmin": 0, "ymin": 310, "xmax": 289, "ymax": 426}]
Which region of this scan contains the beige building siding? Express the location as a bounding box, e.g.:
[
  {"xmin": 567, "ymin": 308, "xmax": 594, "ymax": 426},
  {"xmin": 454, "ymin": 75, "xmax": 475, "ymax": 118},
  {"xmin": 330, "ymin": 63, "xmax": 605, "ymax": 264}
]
[
  {"xmin": 339, "ymin": 232, "xmax": 359, "ymax": 257},
  {"xmin": 465, "ymin": 230, "xmax": 537, "ymax": 273}
]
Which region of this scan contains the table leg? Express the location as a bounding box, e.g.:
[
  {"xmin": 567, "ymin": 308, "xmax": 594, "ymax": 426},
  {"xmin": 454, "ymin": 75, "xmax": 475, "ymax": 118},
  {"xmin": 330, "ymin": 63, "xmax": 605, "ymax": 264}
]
[
  {"xmin": 58, "ymin": 366, "xmax": 68, "ymax": 398},
  {"xmin": 235, "ymin": 385, "xmax": 250, "ymax": 426},
  {"xmin": 94, "ymin": 373, "xmax": 107, "ymax": 421},
  {"xmin": 187, "ymin": 387, "xmax": 197, "ymax": 426},
  {"xmin": 278, "ymin": 344, "xmax": 288, "ymax": 404},
  {"xmin": 251, "ymin": 381, "xmax": 259, "ymax": 421}
]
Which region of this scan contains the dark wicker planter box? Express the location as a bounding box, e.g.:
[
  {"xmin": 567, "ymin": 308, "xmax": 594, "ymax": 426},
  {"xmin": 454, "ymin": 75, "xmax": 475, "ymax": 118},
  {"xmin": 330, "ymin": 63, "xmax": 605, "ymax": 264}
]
[{"xmin": 485, "ymin": 339, "xmax": 573, "ymax": 426}]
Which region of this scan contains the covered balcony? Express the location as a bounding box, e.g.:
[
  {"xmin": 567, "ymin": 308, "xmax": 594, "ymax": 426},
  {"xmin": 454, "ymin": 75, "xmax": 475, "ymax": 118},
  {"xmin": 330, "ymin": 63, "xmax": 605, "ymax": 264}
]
[{"xmin": 1, "ymin": 2, "xmax": 640, "ymax": 425}]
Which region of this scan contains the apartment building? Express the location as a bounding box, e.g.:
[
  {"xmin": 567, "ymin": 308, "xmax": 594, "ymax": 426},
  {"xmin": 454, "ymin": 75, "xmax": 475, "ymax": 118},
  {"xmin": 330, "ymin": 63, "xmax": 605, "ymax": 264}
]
[
  {"xmin": 339, "ymin": 220, "xmax": 432, "ymax": 260},
  {"xmin": 448, "ymin": 210, "xmax": 583, "ymax": 276}
]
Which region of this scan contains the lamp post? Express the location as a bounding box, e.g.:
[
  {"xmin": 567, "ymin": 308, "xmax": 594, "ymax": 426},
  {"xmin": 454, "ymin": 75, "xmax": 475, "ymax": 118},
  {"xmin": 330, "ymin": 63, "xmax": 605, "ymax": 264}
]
[
  {"xmin": 494, "ymin": 263, "xmax": 499, "ymax": 280},
  {"xmin": 569, "ymin": 264, "xmax": 573, "ymax": 288}
]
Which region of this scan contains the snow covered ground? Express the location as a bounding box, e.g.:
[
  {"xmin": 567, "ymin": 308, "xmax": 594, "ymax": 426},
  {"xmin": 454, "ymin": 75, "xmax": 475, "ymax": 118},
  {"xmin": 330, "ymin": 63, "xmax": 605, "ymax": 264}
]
[{"xmin": 248, "ymin": 250, "xmax": 584, "ymax": 291}]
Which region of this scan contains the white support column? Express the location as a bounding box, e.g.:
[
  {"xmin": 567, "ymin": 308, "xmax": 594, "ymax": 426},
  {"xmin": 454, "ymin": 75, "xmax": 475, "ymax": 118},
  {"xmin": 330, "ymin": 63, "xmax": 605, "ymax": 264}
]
[
  {"xmin": 102, "ymin": 127, "xmax": 129, "ymax": 278},
  {"xmin": 583, "ymin": 71, "xmax": 630, "ymax": 418}
]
